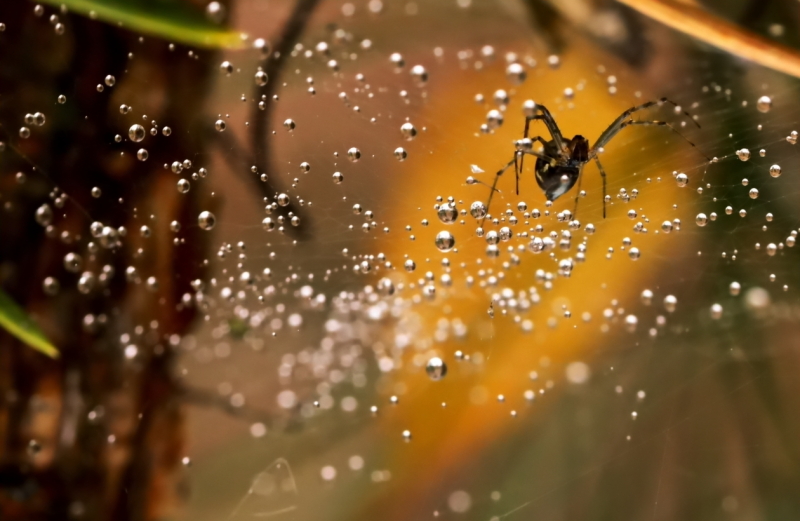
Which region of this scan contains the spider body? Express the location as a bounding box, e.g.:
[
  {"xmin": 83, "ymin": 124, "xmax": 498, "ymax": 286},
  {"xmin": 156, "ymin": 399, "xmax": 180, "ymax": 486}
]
[
  {"xmin": 482, "ymin": 98, "xmax": 701, "ymax": 220},
  {"xmin": 532, "ymin": 135, "xmax": 588, "ymax": 202}
]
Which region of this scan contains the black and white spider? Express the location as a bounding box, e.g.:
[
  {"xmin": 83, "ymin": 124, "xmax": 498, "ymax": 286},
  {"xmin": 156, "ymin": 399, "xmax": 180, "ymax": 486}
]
[{"xmin": 482, "ymin": 97, "xmax": 702, "ymax": 220}]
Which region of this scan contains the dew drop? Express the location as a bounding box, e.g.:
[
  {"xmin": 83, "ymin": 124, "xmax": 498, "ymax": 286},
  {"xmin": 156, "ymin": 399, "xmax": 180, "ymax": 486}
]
[
  {"xmin": 214, "ymin": 119, "xmax": 226, "ymax": 132},
  {"xmin": 136, "ymin": 148, "xmax": 148, "ymax": 161},
  {"xmin": 410, "ymin": 64, "xmax": 428, "ymax": 83},
  {"xmin": 769, "ymin": 164, "xmax": 781, "ymax": 178},
  {"xmin": 425, "ymin": 357, "xmax": 447, "ymax": 380},
  {"xmin": 283, "ymin": 118, "xmax": 296, "ymax": 131},
  {"xmin": 347, "ymin": 147, "xmax": 361, "ymax": 161},
  {"xmin": 675, "ymin": 173, "xmax": 688, "ymax": 187},
  {"xmin": 663, "ymin": 295, "xmax": 677, "ymax": 313},
  {"xmin": 198, "ymin": 211, "xmax": 216, "ymax": 230},
  {"xmin": 177, "ymin": 179, "xmax": 190, "ymax": 193},
  {"xmin": 695, "ymin": 213, "xmax": 708, "ymax": 227},
  {"xmin": 128, "ymin": 124, "xmax": 145, "ymax": 142},
  {"xmin": 254, "ymin": 70, "xmax": 268, "ymax": 86},
  {"xmin": 756, "ymin": 95, "xmax": 772, "ymax": 113},
  {"xmin": 393, "ymin": 147, "xmax": 407, "ymax": 161},
  {"xmin": 505, "ymin": 62, "xmax": 526, "ymax": 84},
  {"xmin": 736, "ymin": 148, "xmax": 750, "ymax": 161},
  {"xmin": 437, "ymin": 202, "xmax": 457, "ymax": 224},
  {"xmin": 400, "ymin": 122, "xmax": 417, "ymax": 140}
]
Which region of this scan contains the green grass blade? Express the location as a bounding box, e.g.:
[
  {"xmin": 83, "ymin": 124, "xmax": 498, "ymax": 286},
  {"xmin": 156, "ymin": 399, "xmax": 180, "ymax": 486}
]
[
  {"xmin": 39, "ymin": 0, "xmax": 246, "ymax": 49},
  {"xmin": 0, "ymin": 289, "xmax": 59, "ymax": 359}
]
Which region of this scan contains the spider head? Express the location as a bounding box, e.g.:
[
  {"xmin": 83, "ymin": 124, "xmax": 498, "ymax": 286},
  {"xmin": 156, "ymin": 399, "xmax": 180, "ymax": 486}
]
[{"xmin": 568, "ymin": 135, "xmax": 589, "ymax": 162}]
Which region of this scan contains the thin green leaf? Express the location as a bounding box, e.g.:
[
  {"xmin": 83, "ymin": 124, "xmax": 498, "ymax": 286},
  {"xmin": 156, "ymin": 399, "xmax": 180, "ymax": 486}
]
[
  {"xmin": 39, "ymin": 0, "xmax": 246, "ymax": 49},
  {"xmin": 0, "ymin": 289, "xmax": 59, "ymax": 359}
]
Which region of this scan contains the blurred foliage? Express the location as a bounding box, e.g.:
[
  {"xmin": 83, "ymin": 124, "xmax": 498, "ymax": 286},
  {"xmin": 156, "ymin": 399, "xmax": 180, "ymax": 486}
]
[
  {"xmin": 0, "ymin": 289, "xmax": 57, "ymax": 358},
  {"xmin": 38, "ymin": 0, "xmax": 245, "ymax": 48}
]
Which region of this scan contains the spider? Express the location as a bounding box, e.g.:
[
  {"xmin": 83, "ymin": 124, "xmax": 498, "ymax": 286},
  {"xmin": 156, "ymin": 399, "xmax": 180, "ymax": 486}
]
[{"xmin": 482, "ymin": 97, "xmax": 703, "ymax": 220}]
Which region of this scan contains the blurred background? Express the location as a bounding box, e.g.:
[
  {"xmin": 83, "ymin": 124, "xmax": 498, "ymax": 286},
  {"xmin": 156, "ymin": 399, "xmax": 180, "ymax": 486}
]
[{"xmin": 2, "ymin": 0, "xmax": 800, "ymax": 520}]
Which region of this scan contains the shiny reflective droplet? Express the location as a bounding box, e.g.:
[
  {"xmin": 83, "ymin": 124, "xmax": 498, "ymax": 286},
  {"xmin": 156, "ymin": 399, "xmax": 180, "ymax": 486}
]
[
  {"xmin": 486, "ymin": 109, "xmax": 503, "ymax": 129},
  {"xmin": 255, "ymin": 70, "xmax": 268, "ymax": 86},
  {"xmin": 35, "ymin": 204, "xmax": 53, "ymax": 226},
  {"xmin": 219, "ymin": 60, "xmax": 233, "ymax": 75},
  {"xmin": 400, "ymin": 122, "xmax": 417, "ymax": 140},
  {"xmin": 404, "ymin": 259, "xmax": 416, "ymax": 272},
  {"xmin": 435, "ymin": 231, "xmax": 455, "ymax": 252},
  {"xmin": 729, "ymin": 281, "xmax": 741, "ymax": 296},
  {"xmin": 695, "ymin": 213, "xmax": 708, "ymax": 227},
  {"xmin": 675, "ymin": 173, "xmax": 688, "ymax": 187},
  {"xmin": 425, "ymin": 357, "xmax": 447, "ymax": 380},
  {"xmin": 749, "ymin": 188, "xmax": 759, "ymax": 199},
  {"xmin": 505, "ymin": 62, "xmax": 526, "ymax": 84},
  {"xmin": 177, "ymin": 179, "xmax": 190, "ymax": 193},
  {"xmin": 641, "ymin": 289, "xmax": 653, "ymax": 305},
  {"xmin": 283, "ymin": 118, "xmax": 295, "ymax": 130},
  {"xmin": 128, "ymin": 124, "xmax": 145, "ymax": 142},
  {"xmin": 470, "ymin": 201, "xmax": 487, "ymax": 219},
  {"xmin": 198, "ymin": 211, "xmax": 216, "ymax": 230},
  {"xmin": 756, "ymin": 95, "xmax": 772, "ymax": 113},
  {"xmin": 393, "ymin": 147, "xmax": 407, "ymax": 161},
  {"xmin": 390, "ymin": 52, "xmax": 404, "ymax": 67},
  {"xmin": 769, "ymin": 164, "xmax": 781, "ymax": 178},
  {"xmin": 661, "ymin": 220, "xmax": 673, "ymax": 233},
  {"xmin": 663, "ymin": 295, "xmax": 677, "ymax": 313},
  {"xmin": 136, "ymin": 148, "xmax": 148, "ymax": 161},
  {"xmin": 300, "ymin": 161, "xmax": 311, "ymax": 172},
  {"xmin": 710, "ymin": 303, "xmax": 723, "ymax": 319},
  {"xmin": 332, "ymin": 171, "xmax": 344, "ymax": 183},
  {"xmin": 410, "ymin": 64, "xmax": 428, "ymax": 83},
  {"xmin": 214, "ymin": 119, "xmax": 226, "ymax": 132},
  {"xmin": 206, "ymin": 1, "xmax": 226, "ymax": 23},
  {"xmin": 64, "ymin": 252, "xmax": 83, "ymax": 273},
  {"xmin": 43, "ymin": 276, "xmax": 60, "ymax": 296},
  {"xmin": 347, "ymin": 147, "xmax": 361, "ymax": 161},
  {"xmin": 104, "ymin": 75, "xmax": 115, "ymax": 87},
  {"xmin": 736, "ymin": 148, "xmax": 750, "ymax": 161},
  {"xmin": 57, "ymin": 94, "xmax": 66, "ymax": 104},
  {"xmin": 628, "ymin": 247, "xmax": 640, "ymax": 260},
  {"xmin": 377, "ymin": 277, "xmax": 395, "ymax": 296},
  {"xmin": 437, "ymin": 202, "xmax": 457, "ymax": 224}
]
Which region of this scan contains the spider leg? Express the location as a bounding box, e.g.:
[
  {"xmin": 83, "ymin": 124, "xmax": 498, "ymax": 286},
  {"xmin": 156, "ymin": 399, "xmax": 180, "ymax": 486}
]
[
  {"xmin": 517, "ymin": 135, "xmax": 549, "ymax": 184},
  {"xmin": 527, "ymin": 104, "xmax": 567, "ymax": 154},
  {"xmin": 593, "ymin": 97, "xmax": 702, "ymax": 153},
  {"xmin": 594, "ymin": 157, "xmax": 608, "ymax": 218},
  {"xmin": 482, "ymin": 156, "xmax": 517, "ymax": 225},
  {"xmin": 573, "ymin": 169, "xmax": 584, "ymax": 216},
  {"xmin": 617, "ymin": 119, "xmax": 711, "ymax": 160}
]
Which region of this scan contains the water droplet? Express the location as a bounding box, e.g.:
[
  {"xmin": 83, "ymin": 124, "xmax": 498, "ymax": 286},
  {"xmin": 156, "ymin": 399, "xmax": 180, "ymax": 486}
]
[
  {"xmin": 177, "ymin": 179, "xmax": 190, "ymax": 193},
  {"xmin": 43, "ymin": 276, "xmax": 60, "ymax": 296},
  {"xmin": 198, "ymin": 211, "xmax": 216, "ymax": 230},
  {"xmin": 377, "ymin": 277, "xmax": 395, "ymax": 296},
  {"xmin": 769, "ymin": 164, "xmax": 781, "ymax": 178},
  {"xmin": 437, "ymin": 202, "xmax": 457, "ymax": 224},
  {"xmin": 283, "ymin": 118, "xmax": 296, "ymax": 130},
  {"xmin": 214, "ymin": 119, "xmax": 226, "ymax": 132},
  {"xmin": 486, "ymin": 109, "xmax": 503, "ymax": 129},
  {"xmin": 505, "ymin": 62, "xmax": 526, "ymax": 84},
  {"xmin": 206, "ymin": 1, "xmax": 226, "ymax": 23},
  {"xmin": 710, "ymin": 303, "xmax": 723, "ymax": 319},
  {"xmin": 410, "ymin": 64, "xmax": 428, "ymax": 83},
  {"xmin": 128, "ymin": 124, "xmax": 145, "ymax": 142},
  {"xmin": 64, "ymin": 252, "xmax": 83, "ymax": 273},
  {"xmin": 661, "ymin": 220, "xmax": 673, "ymax": 233},
  {"xmin": 400, "ymin": 122, "xmax": 417, "ymax": 140},
  {"xmin": 390, "ymin": 53, "xmax": 404, "ymax": 67},
  {"xmin": 104, "ymin": 75, "xmax": 115, "ymax": 87},
  {"xmin": 675, "ymin": 173, "xmax": 688, "ymax": 187},
  {"xmin": 756, "ymin": 95, "xmax": 772, "ymax": 113},
  {"xmin": 393, "ymin": 147, "xmax": 407, "ymax": 161},
  {"xmin": 35, "ymin": 204, "xmax": 53, "ymax": 226},
  {"xmin": 255, "ymin": 70, "xmax": 268, "ymax": 86},
  {"xmin": 470, "ymin": 201, "xmax": 487, "ymax": 219},
  {"xmin": 57, "ymin": 94, "xmax": 66, "ymax": 104},
  {"xmin": 425, "ymin": 357, "xmax": 447, "ymax": 380},
  {"xmin": 435, "ymin": 231, "xmax": 455, "ymax": 251},
  {"xmin": 729, "ymin": 281, "xmax": 741, "ymax": 296},
  {"xmin": 347, "ymin": 147, "xmax": 361, "ymax": 161},
  {"xmin": 404, "ymin": 259, "xmax": 416, "ymax": 272},
  {"xmin": 332, "ymin": 172, "xmax": 344, "ymax": 183},
  {"xmin": 219, "ymin": 60, "xmax": 233, "ymax": 75},
  {"xmin": 695, "ymin": 213, "xmax": 708, "ymax": 227},
  {"xmin": 749, "ymin": 188, "xmax": 759, "ymax": 199},
  {"xmin": 628, "ymin": 247, "xmax": 640, "ymax": 260},
  {"xmin": 736, "ymin": 148, "xmax": 750, "ymax": 161},
  {"xmin": 136, "ymin": 148, "xmax": 148, "ymax": 161},
  {"xmin": 402, "ymin": 429, "xmax": 412, "ymax": 441},
  {"xmin": 663, "ymin": 295, "xmax": 677, "ymax": 313}
]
